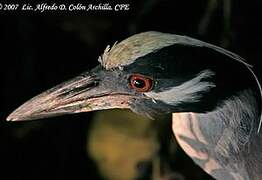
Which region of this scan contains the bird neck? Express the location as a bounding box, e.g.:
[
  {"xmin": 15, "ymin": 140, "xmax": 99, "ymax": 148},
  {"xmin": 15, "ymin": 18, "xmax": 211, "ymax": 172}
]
[
  {"xmin": 197, "ymin": 88, "xmax": 260, "ymax": 152},
  {"xmin": 172, "ymin": 89, "xmax": 261, "ymax": 179}
]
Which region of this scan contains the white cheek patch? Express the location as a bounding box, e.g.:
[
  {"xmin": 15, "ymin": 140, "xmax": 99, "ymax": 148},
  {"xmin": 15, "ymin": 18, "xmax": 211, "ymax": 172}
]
[{"xmin": 145, "ymin": 69, "xmax": 216, "ymax": 105}]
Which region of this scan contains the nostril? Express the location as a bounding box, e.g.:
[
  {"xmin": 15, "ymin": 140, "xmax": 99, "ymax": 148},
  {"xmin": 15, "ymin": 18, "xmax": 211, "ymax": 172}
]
[
  {"xmin": 78, "ymin": 79, "xmax": 100, "ymax": 90},
  {"xmin": 85, "ymin": 81, "xmax": 99, "ymax": 89},
  {"xmin": 58, "ymin": 80, "xmax": 100, "ymax": 98},
  {"xmin": 93, "ymin": 80, "xmax": 99, "ymax": 87}
]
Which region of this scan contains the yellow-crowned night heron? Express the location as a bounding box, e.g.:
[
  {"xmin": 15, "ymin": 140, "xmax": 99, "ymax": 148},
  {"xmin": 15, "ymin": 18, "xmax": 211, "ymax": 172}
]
[{"xmin": 7, "ymin": 31, "xmax": 262, "ymax": 180}]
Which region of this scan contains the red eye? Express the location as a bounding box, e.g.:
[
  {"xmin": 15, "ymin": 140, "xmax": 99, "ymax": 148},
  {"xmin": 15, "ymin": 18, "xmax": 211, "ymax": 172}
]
[{"xmin": 129, "ymin": 74, "xmax": 153, "ymax": 92}]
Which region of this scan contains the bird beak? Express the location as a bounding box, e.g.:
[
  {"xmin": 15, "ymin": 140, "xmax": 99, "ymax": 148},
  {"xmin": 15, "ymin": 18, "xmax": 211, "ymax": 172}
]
[{"xmin": 6, "ymin": 72, "xmax": 132, "ymax": 121}]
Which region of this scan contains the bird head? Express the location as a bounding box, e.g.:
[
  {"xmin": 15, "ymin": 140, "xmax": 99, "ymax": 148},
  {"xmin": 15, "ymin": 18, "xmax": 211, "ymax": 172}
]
[{"xmin": 7, "ymin": 31, "xmax": 261, "ymax": 122}]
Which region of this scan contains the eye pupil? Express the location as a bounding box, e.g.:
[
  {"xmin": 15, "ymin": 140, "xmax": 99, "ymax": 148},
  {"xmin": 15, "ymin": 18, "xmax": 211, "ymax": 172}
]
[{"xmin": 133, "ymin": 79, "xmax": 146, "ymax": 88}]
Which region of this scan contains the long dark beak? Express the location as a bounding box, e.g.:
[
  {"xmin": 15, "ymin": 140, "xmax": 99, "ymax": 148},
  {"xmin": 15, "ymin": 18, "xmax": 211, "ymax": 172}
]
[{"xmin": 7, "ymin": 72, "xmax": 131, "ymax": 121}]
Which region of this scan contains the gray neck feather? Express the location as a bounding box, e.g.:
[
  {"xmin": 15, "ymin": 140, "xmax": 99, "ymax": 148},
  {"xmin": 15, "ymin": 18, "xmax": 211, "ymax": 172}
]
[
  {"xmin": 198, "ymin": 89, "xmax": 258, "ymax": 153},
  {"xmin": 196, "ymin": 89, "xmax": 261, "ymax": 179}
]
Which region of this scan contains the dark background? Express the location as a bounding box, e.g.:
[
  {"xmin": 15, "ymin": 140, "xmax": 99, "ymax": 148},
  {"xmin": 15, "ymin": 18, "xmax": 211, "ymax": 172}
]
[{"xmin": 0, "ymin": 0, "xmax": 261, "ymax": 179}]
